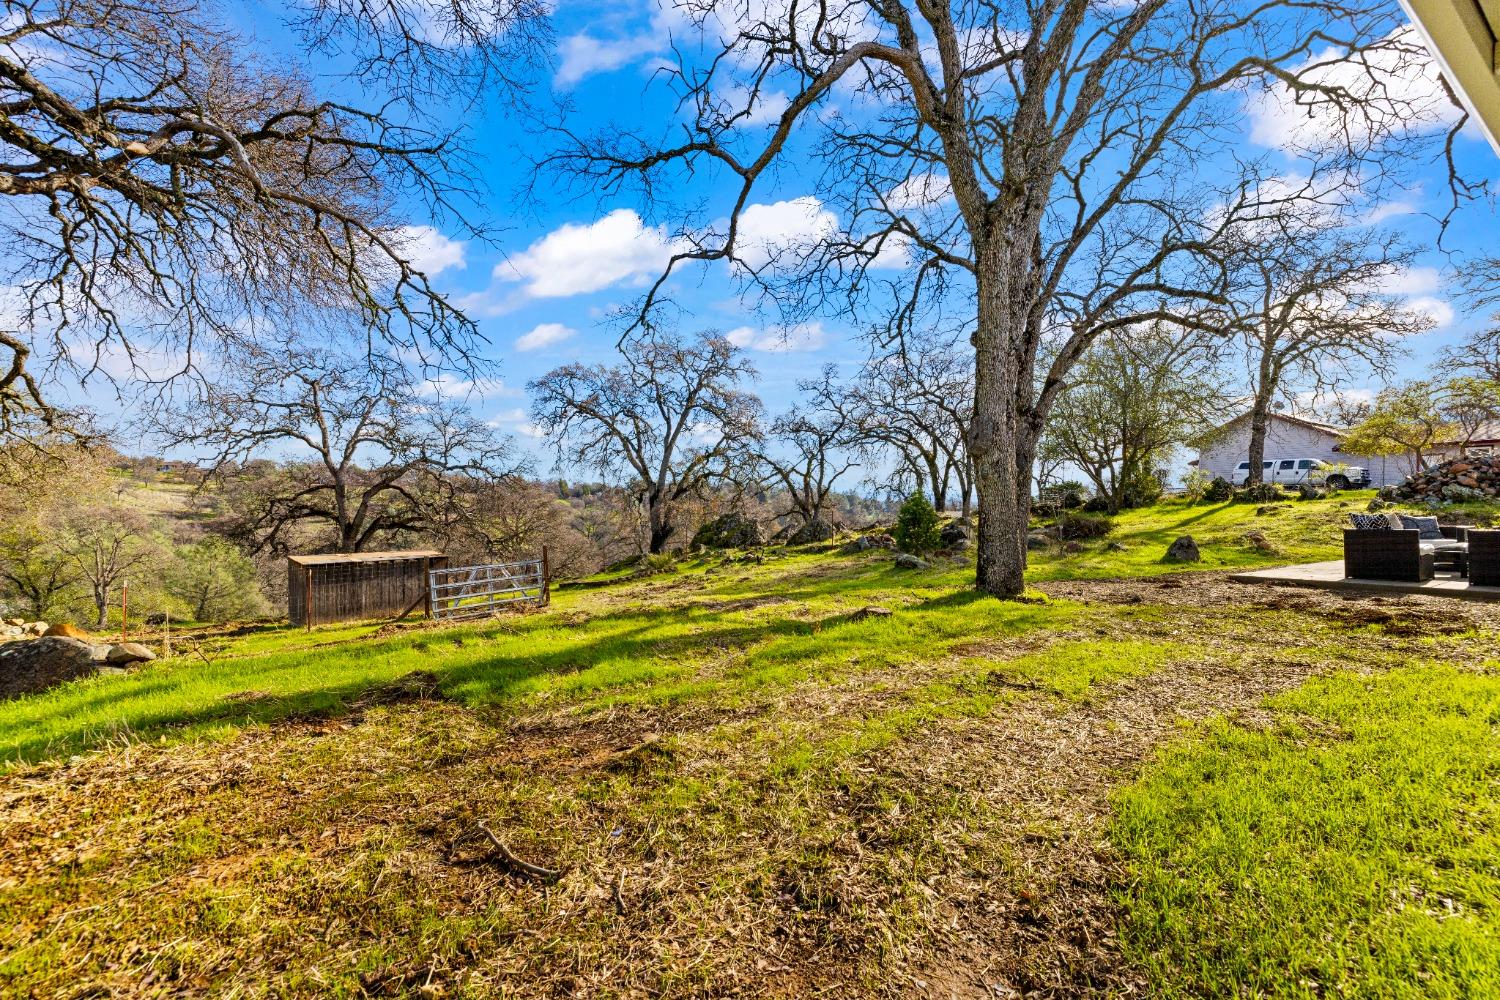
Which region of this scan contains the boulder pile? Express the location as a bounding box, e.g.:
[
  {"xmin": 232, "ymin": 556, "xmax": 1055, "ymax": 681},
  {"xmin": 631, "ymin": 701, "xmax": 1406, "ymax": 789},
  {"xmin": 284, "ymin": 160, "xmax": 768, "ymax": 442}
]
[
  {"xmin": 0, "ymin": 618, "xmax": 50, "ymax": 641},
  {"xmin": 0, "ymin": 634, "xmax": 156, "ymax": 699},
  {"xmin": 1390, "ymin": 455, "xmax": 1500, "ymax": 502}
]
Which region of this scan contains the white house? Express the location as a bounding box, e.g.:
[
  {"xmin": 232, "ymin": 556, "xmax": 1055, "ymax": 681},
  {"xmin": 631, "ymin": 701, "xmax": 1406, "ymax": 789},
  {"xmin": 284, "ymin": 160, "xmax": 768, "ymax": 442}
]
[{"xmin": 1193, "ymin": 411, "xmax": 1412, "ymax": 489}]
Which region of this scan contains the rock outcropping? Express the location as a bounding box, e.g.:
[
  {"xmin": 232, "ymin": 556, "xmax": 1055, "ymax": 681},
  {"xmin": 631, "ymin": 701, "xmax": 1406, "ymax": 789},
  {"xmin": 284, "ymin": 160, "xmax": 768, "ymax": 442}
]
[
  {"xmin": 0, "ymin": 636, "xmax": 156, "ymax": 699},
  {"xmin": 690, "ymin": 512, "xmax": 765, "ymax": 549}
]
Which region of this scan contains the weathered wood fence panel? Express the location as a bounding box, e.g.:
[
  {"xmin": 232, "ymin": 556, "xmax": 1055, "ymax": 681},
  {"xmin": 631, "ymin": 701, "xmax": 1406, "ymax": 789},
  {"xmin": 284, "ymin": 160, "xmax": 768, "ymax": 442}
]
[
  {"xmin": 428, "ymin": 553, "xmax": 549, "ymax": 621},
  {"xmin": 288, "ymin": 551, "xmax": 446, "ymax": 627}
]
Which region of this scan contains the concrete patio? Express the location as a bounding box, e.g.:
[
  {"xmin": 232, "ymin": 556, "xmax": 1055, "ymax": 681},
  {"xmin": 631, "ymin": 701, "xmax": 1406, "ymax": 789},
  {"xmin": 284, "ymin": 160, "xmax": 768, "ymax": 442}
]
[{"xmin": 1230, "ymin": 560, "xmax": 1500, "ymax": 602}]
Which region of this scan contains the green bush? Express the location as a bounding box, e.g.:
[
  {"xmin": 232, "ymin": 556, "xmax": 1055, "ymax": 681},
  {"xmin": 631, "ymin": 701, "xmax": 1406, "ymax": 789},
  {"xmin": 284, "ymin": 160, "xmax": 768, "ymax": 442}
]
[
  {"xmin": 893, "ymin": 494, "xmax": 942, "ymax": 554},
  {"xmin": 1081, "ymin": 496, "xmax": 1111, "ymax": 513},
  {"xmin": 166, "ymin": 538, "xmax": 267, "ymax": 623},
  {"xmin": 1181, "ymin": 469, "xmax": 1213, "ymax": 504},
  {"xmin": 1057, "ymin": 512, "xmax": 1115, "ymax": 540},
  {"xmin": 1205, "ymin": 477, "xmax": 1234, "ymax": 503},
  {"xmin": 1120, "ymin": 468, "xmax": 1165, "ymax": 509}
]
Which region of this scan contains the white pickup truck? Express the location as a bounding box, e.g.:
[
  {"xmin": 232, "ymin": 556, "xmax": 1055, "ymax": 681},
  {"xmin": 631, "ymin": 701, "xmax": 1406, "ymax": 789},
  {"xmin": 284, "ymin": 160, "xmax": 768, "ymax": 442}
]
[{"xmin": 1229, "ymin": 458, "xmax": 1371, "ymax": 490}]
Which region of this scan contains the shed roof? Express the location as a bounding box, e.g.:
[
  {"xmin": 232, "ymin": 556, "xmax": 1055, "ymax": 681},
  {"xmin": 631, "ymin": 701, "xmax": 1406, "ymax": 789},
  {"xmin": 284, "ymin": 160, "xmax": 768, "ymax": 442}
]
[{"xmin": 288, "ymin": 550, "xmax": 443, "ymax": 567}]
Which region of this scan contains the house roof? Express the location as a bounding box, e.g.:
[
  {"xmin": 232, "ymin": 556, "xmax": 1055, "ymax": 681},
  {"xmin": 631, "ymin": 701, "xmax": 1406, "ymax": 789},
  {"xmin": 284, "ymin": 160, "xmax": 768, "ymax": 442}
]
[
  {"xmin": 1399, "ymin": 0, "xmax": 1500, "ymax": 157},
  {"xmin": 1207, "ymin": 410, "xmax": 1347, "ymax": 438},
  {"xmin": 288, "ymin": 550, "xmax": 444, "ymax": 567},
  {"xmin": 1436, "ymin": 420, "xmax": 1500, "ymax": 446}
]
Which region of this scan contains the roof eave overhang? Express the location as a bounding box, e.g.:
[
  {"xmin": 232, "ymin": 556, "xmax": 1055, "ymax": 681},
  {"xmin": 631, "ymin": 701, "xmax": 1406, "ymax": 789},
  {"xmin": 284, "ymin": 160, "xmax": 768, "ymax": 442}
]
[{"xmin": 1399, "ymin": 0, "xmax": 1500, "ymax": 157}]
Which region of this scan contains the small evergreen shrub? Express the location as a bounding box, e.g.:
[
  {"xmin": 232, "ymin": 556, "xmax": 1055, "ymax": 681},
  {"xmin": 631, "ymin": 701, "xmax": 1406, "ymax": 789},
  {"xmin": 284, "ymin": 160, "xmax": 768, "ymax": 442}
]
[
  {"xmin": 1030, "ymin": 501, "xmax": 1060, "ymax": 520},
  {"xmin": 893, "ymin": 494, "xmax": 942, "ymax": 554},
  {"xmin": 1081, "ymin": 496, "xmax": 1111, "ymax": 513},
  {"xmin": 1057, "ymin": 512, "xmax": 1115, "ymax": 540},
  {"xmin": 1119, "ymin": 467, "xmax": 1165, "ymax": 509},
  {"xmin": 1205, "ymin": 477, "xmax": 1234, "ymax": 502}
]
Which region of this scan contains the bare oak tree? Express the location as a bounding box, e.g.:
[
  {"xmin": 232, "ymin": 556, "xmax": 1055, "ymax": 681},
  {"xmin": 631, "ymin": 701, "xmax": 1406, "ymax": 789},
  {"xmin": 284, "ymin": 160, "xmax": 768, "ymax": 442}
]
[
  {"xmin": 757, "ymin": 366, "xmax": 858, "ymax": 535},
  {"xmin": 548, "ymin": 0, "xmax": 1448, "ymax": 595},
  {"xmin": 529, "ymin": 329, "xmax": 761, "ymax": 554},
  {"xmin": 0, "ymin": 0, "xmax": 548, "ymax": 435},
  {"xmin": 838, "ymin": 336, "xmax": 973, "ymax": 516},
  {"xmin": 1217, "ymin": 189, "xmax": 1433, "ymax": 484},
  {"xmin": 65, "ymin": 505, "xmax": 161, "ymax": 627},
  {"xmin": 155, "ymin": 348, "xmax": 519, "ymax": 553}
]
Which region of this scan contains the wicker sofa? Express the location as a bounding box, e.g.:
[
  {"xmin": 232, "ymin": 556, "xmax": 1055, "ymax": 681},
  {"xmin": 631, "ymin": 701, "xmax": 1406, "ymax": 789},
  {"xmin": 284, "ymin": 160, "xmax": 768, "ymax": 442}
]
[
  {"xmin": 1468, "ymin": 529, "xmax": 1500, "ymax": 587},
  {"xmin": 1343, "ymin": 524, "xmax": 1470, "ymax": 582},
  {"xmin": 1344, "ymin": 529, "xmax": 1434, "ymax": 582}
]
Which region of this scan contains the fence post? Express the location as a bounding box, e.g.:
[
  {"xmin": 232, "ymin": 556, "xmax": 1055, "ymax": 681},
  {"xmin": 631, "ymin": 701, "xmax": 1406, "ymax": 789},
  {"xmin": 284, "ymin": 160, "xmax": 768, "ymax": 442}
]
[
  {"xmin": 423, "ymin": 557, "xmax": 434, "ymax": 619},
  {"xmin": 541, "ymin": 546, "xmax": 551, "ymax": 606}
]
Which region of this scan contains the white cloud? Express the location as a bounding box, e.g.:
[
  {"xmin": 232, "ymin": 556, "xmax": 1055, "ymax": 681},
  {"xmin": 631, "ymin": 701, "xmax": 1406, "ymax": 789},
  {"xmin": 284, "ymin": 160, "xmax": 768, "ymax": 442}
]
[
  {"xmin": 1246, "ymin": 26, "xmax": 1463, "ymax": 152},
  {"xmin": 1405, "ymin": 295, "xmax": 1454, "ymax": 328},
  {"xmin": 1366, "ymin": 265, "xmax": 1452, "ymax": 328},
  {"xmin": 498, "ymin": 209, "xmax": 685, "ymax": 298},
  {"xmin": 867, "ymin": 230, "xmax": 914, "ymax": 270},
  {"xmin": 515, "ymin": 322, "xmax": 577, "ymax": 352},
  {"xmin": 725, "ymin": 321, "xmax": 827, "ymax": 352},
  {"xmin": 1377, "ymin": 265, "xmax": 1440, "ymax": 297},
  {"xmin": 420, "ymin": 373, "xmax": 520, "ymax": 400},
  {"xmin": 885, "ymin": 172, "xmax": 954, "ymax": 212},
  {"xmin": 395, "ymin": 225, "xmax": 467, "ymax": 276},
  {"xmin": 555, "ymin": 31, "xmax": 663, "ymax": 87},
  {"xmin": 716, "ymin": 83, "xmax": 790, "ymax": 125},
  {"xmin": 733, "ymin": 197, "xmax": 838, "ymax": 269},
  {"xmin": 488, "ymin": 406, "xmax": 546, "ymax": 438},
  {"xmin": 1362, "ymin": 198, "xmax": 1421, "ymax": 225}
]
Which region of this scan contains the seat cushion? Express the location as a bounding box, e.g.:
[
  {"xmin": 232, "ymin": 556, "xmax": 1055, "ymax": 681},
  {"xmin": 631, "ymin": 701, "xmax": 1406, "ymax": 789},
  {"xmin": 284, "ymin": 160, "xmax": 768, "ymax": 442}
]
[
  {"xmin": 1398, "ymin": 514, "xmax": 1444, "ymax": 540},
  {"xmin": 1350, "ymin": 513, "xmax": 1392, "ymax": 530}
]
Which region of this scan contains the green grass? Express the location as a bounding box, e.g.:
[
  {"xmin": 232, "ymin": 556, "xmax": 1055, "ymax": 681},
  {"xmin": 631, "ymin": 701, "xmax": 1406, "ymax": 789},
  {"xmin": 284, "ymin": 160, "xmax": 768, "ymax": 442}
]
[
  {"xmin": 7, "ymin": 491, "xmax": 1499, "ymax": 765},
  {"xmin": 0, "ymin": 551, "xmax": 1077, "ymax": 764},
  {"xmin": 1027, "ymin": 492, "xmax": 1368, "ymax": 578},
  {"xmin": 1112, "ymin": 663, "xmax": 1500, "ymax": 998},
  {"xmin": 4, "ymin": 496, "xmax": 1500, "ymax": 996}
]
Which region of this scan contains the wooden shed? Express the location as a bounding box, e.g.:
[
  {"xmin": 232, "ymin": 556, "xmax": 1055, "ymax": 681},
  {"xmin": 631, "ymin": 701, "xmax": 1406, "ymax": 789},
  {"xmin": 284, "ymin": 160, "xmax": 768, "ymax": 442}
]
[{"xmin": 287, "ymin": 550, "xmax": 447, "ymax": 627}]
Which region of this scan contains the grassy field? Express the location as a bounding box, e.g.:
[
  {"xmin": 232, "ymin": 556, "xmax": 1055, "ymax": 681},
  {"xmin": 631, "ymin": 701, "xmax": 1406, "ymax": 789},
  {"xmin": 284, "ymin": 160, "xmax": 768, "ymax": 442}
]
[{"xmin": 2, "ymin": 494, "xmax": 1499, "ymax": 997}]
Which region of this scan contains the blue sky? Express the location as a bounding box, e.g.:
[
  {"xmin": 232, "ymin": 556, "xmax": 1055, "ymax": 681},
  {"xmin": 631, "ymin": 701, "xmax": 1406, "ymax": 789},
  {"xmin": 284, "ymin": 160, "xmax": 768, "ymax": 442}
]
[
  {"xmin": 370, "ymin": 1, "xmax": 1500, "ymax": 474},
  {"xmin": 47, "ymin": 1, "xmax": 1496, "ymax": 480}
]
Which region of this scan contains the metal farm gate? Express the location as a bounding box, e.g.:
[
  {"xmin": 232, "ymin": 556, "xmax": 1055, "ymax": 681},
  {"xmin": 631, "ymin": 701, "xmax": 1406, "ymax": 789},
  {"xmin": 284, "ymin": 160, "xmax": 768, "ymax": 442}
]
[{"xmin": 428, "ymin": 550, "xmax": 550, "ymax": 621}]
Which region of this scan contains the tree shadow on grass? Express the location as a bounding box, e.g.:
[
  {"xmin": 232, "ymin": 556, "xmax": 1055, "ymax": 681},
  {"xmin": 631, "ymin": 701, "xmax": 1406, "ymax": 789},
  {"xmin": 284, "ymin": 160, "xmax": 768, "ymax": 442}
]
[
  {"xmin": 0, "ymin": 569, "xmax": 1063, "ymax": 766},
  {"xmin": 0, "ymin": 611, "xmax": 832, "ymax": 764}
]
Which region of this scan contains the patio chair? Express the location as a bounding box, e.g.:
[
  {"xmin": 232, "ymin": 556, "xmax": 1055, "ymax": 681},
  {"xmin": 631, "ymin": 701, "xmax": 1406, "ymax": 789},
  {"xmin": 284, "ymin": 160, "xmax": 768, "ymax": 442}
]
[
  {"xmin": 1467, "ymin": 530, "xmax": 1500, "ymax": 587},
  {"xmin": 1343, "ymin": 528, "xmax": 1434, "ymax": 582}
]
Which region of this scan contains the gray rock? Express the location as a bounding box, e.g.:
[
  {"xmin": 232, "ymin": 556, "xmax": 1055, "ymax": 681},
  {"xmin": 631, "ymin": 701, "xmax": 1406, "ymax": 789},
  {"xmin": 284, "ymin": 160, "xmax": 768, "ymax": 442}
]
[
  {"xmin": 1107, "ymin": 541, "xmax": 1128, "ymax": 552},
  {"xmin": 0, "ymin": 637, "xmax": 110, "ymax": 699},
  {"xmin": 106, "ymin": 642, "xmax": 157, "ymax": 665},
  {"xmin": 939, "ymin": 519, "xmax": 972, "ymax": 548},
  {"xmin": 844, "ymin": 533, "xmax": 896, "ymax": 553},
  {"xmin": 690, "ymin": 512, "xmax": 764, "ymax": 549},
  {"xmin": 893, "ymin": 553, "xmax": 931, "ymax": 570},
  {"xmin": 1026, "ymin": 533, "xmax": 1050, "ymax": 551},
  {"xmin": 851, "ymin": 606, "xmax": 893, "ymax": 621},
  {"xmin": 1164, "ymin": 535, "xmax": 1200, "ymax": 563},
  {"xmin": 787, "ymin": 517, "xmax": 839, "ymax": 545}
]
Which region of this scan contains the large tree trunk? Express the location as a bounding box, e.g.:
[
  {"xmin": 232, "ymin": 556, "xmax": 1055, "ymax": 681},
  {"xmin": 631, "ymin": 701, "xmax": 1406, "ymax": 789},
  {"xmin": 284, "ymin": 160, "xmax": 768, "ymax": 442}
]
[
  {"xmin": 1245, "ymin": 348, "xmax": 1277, "ymax": 486},
  {"xmin": 971, "ymin": 256, "xmax": 1029, "ymax": 598},
  {"xmin": 646, "ymin": 492, "xmax": 673, "ymax": 554}
]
